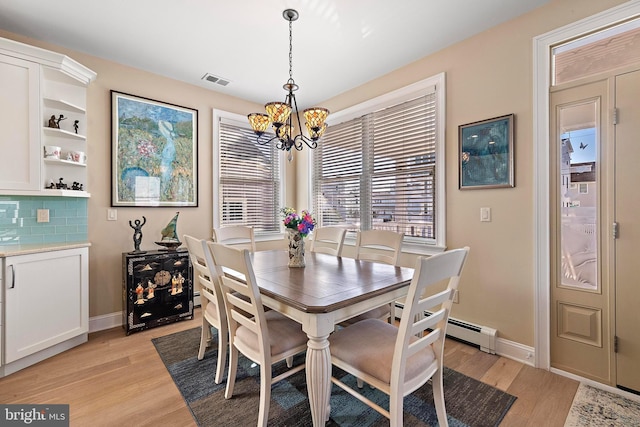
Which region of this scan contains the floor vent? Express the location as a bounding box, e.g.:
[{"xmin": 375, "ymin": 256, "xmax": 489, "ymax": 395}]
[{"xmin": 395, "ymin": 304, "xmax": 497, "ymax": 354}]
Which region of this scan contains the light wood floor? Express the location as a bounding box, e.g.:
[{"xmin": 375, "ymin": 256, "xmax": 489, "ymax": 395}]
[{"xmin": 0, "ymin": 309, "xmax": 579, "ymax": 426}]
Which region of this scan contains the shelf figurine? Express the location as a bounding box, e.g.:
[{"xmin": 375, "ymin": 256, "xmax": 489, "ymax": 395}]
[
  {"xmin": 73, "ymin": 120, "xmax": 79, "ymax": 134},
  {"xmin": 47, "ymin": 115, "xmax": 57, "ymax": 128},
  {"xmin": 55, "ymin": 114, "xmax": 66, "ymax": 128}
]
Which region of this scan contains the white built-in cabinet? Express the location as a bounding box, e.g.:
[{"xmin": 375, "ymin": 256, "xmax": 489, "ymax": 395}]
[
  {"xmin": 0, "ymin": 37, "xmax": 96, "ymax": 197},
  {"xmin": 0, "ymin": 247, "xmax": 89, "ymax": 377}
]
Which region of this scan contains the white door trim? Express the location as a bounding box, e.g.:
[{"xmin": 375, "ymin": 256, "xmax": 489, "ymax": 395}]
[{"xmin": 533, "ymin": 0, "xmax": 640, "ymax": 370}]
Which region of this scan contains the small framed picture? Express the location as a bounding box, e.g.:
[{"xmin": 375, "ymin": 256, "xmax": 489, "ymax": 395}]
[{"xmin": 459, "ymin": 114, "xmax": 514, "ymax": 190}]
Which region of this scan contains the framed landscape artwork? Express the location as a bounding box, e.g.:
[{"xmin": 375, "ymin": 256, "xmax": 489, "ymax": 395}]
[
  {"xmin": 459, "ymin": 114, "xmax": 514, "ymax": 190},
  {"xmin": 111, "ymin": 91, "xmax": 198, "ymax": 206}
]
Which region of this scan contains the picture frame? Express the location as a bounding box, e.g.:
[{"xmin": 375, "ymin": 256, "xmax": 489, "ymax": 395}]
[
  {"xmin": 459, "ymin": 114, "xmax": 515, "ymax": 190},
  {"xmin": 111, "ymin": 91, "xmax": 198, "ymax": 207}
]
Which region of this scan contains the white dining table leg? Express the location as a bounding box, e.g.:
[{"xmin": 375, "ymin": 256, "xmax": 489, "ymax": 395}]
[{"xmin": 303, "ymin": 314, "xmax": 334, "ymax": 427}]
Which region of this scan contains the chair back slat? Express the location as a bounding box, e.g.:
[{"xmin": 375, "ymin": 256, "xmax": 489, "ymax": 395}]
[
  {"xmin": 407, "ymin": 327, "xmax": 441, "ymax": 357},
  {"xmin": 213, "ymin": 225, "xmax": 256, "ymax": 252},
  {"xmin": 310, "ymin": 226, "xmax": 347, "ymax": 256},
  {"xmin": 355, "ymin": 230, "xmax": 404, "ymax": 266},
  {"xmin": 411, "ymin": 306, "xmax": 446, "ymax": 335}
]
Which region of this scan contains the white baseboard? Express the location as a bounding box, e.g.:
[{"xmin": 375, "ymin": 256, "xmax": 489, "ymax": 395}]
[
  {"xmin": 495, "ymin": 337, "xmax": 535, "ymax": 366},
  {"xmin": 89, "ymin": 311, "xmax": 123, "ymax": 333}
]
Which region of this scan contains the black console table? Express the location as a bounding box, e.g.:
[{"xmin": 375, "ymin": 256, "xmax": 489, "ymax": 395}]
[{"xmin": 122, "ymin": 249, "xmax": 193, "ymax": 335}]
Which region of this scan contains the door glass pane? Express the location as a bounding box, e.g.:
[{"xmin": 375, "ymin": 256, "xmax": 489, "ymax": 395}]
[{"xmin": 558, "ymin": 101, "xmax": 598, "ymax": 290}]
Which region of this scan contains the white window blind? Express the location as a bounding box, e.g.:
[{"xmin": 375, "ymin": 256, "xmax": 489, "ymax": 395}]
[
  {"xmin": 218, "ymin": 118, "xmax": 281, "ymax": 233},
  {"xmin": 313, "ymin": 92, "xmax": 437, "ymax": 241}
]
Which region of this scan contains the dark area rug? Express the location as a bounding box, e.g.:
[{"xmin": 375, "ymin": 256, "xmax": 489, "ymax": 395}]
[{"xmin": 152, "ymin": 327, "xmax": 516, "ymax": 427}]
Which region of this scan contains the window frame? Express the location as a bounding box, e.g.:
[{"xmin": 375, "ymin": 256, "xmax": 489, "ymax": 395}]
[
  {"xmin": 212, "ymin": 109, "xmax": 286, "ymax": 241},
  {"xmin": 308, "ymin": 73, "xmax": 447, "ymax": 255}
]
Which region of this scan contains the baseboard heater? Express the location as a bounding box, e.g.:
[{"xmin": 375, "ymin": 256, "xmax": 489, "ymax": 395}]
[{"xmin": 394, "ymin": 304, "xmax": 497, "ymax": 354}]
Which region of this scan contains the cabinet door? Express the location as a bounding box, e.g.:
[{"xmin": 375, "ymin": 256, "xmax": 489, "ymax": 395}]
[
  {"xmin": 0, "ymin": 55, "xmax": 40, "ymax": 191},
  {"xmin": 4, "ymin": 248, "xmax": 88, "ymax": 363}
]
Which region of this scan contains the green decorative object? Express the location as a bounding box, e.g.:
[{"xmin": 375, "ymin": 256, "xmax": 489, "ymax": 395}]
[{"xmin": 155, "ymin": 212, "xmax": 181, "ymax": 250}]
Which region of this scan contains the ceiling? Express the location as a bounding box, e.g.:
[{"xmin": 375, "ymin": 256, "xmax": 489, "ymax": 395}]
[{"xmin": 0, "ymin": 0, "xmax": 550, "ymax": 110}]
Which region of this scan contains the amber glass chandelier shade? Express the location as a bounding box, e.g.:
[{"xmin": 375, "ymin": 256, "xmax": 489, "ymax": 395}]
[
  {"xmin": 305, "ymin": 121, "xmax": 327, "ymax": 140},
  {"xmin": 277, "ymin": 124, "xmax": 293, "ymax": 140},
  {"xmin": 303, "ymin": 107, "xmax": 329, "ymax": 131},
  {"xmin": 247, "ymin": 113, "xmax": 270, "ymax": 134},
  {"xmin": 265, "ymin": 102, "xmax": 292, "ymax": 126}
]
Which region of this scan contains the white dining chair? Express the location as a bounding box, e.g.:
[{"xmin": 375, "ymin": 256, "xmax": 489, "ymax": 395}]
[
  {"xmin": 183, "ymin": 234, "xmax": 228, "ymax": 384},
  {"xmin": 329, "ymin": 247, "xmax": 470, "ymax": 427},
  {"xmin": 207, "ymin": 241, "xmax": 308, "ymax": 427},
  {"xmin": 212, "ymin": 225, "xmax": 256, "ymax": 252},
  {"xmin": 309, "ymin": 226, "xmax": 346, "ymax": 256},
  {"xmin": 341, "ymin": 229, "xmax": 404, "ymax": 326}
]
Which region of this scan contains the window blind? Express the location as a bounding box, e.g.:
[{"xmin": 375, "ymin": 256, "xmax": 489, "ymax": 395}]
[
  {"xmin": 218, "ymin": 120, "xmax": 281, "ymax": 233},
  {"xmin": 313, "ymin": 93, "xmax": 437, "ymax": 240}
]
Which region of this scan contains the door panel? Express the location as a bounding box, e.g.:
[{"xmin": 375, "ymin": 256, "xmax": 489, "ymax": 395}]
[
  {"xmin": 550, "ymin": 80, "xmax": 611, "ymax": 383},
  {"xmin": 614, "ymin": 70, "xmax": 640, "ymax": 393}
]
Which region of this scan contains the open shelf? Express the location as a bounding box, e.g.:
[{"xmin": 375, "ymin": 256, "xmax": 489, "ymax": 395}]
[
  {"xmin": 43, "ymin": 98, "xmax": 86, "ymax": 114},
  {"xmin": 44, "ymin": 158, "xmax": 86, "ymax": 167},
  {"xmin": 43, "ymin": 127, "xmax": 86, "ymax": 140}
]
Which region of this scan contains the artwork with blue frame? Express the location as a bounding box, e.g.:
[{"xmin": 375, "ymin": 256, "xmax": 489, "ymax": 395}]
[
  {"xmin": 111, "ymin": 91, "xmax": 198, "ymax": 206},
  {"xmin": 459, "ymin": 114, "xmax": 514, "ymax": 189}
]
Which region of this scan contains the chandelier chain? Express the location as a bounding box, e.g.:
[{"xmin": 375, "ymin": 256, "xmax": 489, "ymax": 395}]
[{"xmin": 289, "ymin": 18, "xmax": 293, "ymax": 81}]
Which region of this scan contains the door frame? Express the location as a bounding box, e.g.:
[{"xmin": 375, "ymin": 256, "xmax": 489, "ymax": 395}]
[{"xmin": 533, "ymin": 1, "xmax": 640, "ymax": 370}]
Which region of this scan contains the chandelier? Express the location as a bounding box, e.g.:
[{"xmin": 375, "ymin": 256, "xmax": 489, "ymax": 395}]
[{"xmin": 247, "ymin": 9, "xmax": 329, "ymax": 160}]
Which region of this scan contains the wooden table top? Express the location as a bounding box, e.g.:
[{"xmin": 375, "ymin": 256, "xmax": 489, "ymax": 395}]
[{"xmin": 251, "ymin": 250, "xmax": 414, "ymax": 314}]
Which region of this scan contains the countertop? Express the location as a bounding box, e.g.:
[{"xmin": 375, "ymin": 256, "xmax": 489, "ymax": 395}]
[{"xmin": 0, "ymin": 242, "xmax": 91, "ymax": 257}]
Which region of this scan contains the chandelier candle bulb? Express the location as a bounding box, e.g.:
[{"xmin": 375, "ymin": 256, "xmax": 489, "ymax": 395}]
[{"xmin": 247, "ymin": 8, "xmax": 330, "ymax": 160}]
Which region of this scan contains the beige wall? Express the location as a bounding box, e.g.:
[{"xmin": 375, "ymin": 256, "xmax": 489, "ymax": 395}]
[
  {"xmin": 0, "ymin": 0, "xmax": 626, "ymax": 347},
  {"xmin": 312, "ymin": 0, "xmax": 625, "ymax": 345}
]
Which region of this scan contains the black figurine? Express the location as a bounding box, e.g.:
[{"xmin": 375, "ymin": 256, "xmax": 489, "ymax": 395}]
[
  {"xmin": 129, "ymin": 216, "xmax": 147, "ymax": 254},
  {"xmin": 55, "ymin": 114, "xmax": 66, "ymax": 128},
  {"xmin": 48, "ymin": 115, "xmax": 58, "ymax": 128},
  {"xmin": 55, "ymin": 177, "xmax": 68, "ymax": 189},
  {"xmin": 73, "ymin": 120, "xmax": 79, "ymax": 134}
]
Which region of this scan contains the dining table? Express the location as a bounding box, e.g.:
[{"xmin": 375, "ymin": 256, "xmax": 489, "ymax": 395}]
[{"xmin": 249, "ymin": 250, "xmax": 415, "ymax": 427}]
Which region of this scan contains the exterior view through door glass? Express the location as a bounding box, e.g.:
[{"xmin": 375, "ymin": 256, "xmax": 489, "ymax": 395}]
[{"xmin": 559, "ymin": 107, "xmax": 597, "ymax": 291}]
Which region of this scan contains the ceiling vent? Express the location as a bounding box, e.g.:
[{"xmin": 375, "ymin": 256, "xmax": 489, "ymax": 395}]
[{"xmin": 202, "ymin": 73, "xmax": 230, "ymax": 86}]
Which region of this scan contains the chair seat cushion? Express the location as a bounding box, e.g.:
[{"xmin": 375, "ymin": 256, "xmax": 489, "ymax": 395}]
[
  {"xmin": 236, "ymin": 310, "xmax": 307, "ymax": 357},
  {"xmin": 204, "ymin": 301, "xmax": 220, "ymax": 322},
  {"xmin": 329, "ymin": 318, "xmax": 435, "ymax": 384}
]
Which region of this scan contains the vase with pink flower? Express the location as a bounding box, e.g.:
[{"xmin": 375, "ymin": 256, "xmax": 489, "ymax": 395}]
[{"xmin": 281, "ymin": 207, "xmax": 316, "ymax": 268}]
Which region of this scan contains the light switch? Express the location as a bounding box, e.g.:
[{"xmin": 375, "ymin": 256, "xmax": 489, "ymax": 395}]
[
  {"xmin": 107, "ymin": 208, "xmax": 118, "ymax": 221},
  {"xmin": 480, "ymin": 207, "xmax": 491, "ymax": 222}
]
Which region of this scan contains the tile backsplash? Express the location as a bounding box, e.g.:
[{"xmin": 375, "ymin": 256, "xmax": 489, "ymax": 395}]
[{"xmin": 0, "ymin": 196, "xmax": 88, "ymax": 245}]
